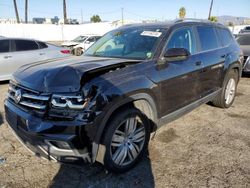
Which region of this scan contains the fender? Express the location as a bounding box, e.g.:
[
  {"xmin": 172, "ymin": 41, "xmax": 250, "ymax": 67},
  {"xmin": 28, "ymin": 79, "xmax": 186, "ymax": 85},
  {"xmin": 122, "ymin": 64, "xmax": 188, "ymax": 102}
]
[
  {"xmin": 92, "ymin": 91, "xmax": 159, "ymax": 163},
  {"xmin": 224, "ymin": 61, "xmax": 242, "ymax": 84}
]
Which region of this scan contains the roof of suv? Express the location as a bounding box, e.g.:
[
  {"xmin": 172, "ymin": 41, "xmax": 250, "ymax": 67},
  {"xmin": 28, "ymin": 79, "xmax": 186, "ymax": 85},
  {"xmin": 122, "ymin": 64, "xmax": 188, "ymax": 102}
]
[
  {"xmin": 119, "ymin": 19, "xmax": 226, "ymax": 30},
  {"xmin": 0, "ymin": 37, "xmax": 46, "ymax": 43}
]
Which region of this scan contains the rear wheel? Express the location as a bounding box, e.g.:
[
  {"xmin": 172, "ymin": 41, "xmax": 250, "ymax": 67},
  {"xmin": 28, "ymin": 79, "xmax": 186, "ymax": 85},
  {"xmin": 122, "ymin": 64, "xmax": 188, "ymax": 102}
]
[
  {"xmin": 212, "ymin": 69, "xmax": 239, "ymax": 108},
  {"xmin": 102, "ymin": 108, "xmax": 150, "ymax": 173}
]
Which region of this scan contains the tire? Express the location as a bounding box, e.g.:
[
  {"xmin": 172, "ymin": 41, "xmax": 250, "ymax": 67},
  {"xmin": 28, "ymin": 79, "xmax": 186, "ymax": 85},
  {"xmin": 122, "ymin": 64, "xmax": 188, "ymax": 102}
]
[
  {"xmin": 102, "ymin": 108, "xmax": 150, "ymax": 173},
  {"xmin": 212, "ymin": 69, "xmax": 239, "ymax": 108},
  {"xmin": 75, "ymin": 47, "xmax": 83, "ymax": 56}
]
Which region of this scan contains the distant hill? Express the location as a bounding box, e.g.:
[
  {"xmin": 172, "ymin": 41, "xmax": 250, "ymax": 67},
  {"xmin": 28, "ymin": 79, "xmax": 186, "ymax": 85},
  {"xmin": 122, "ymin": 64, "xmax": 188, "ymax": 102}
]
[{"xmin": 217, "ymin": 15, "xmax": 250, "ymax": 25}]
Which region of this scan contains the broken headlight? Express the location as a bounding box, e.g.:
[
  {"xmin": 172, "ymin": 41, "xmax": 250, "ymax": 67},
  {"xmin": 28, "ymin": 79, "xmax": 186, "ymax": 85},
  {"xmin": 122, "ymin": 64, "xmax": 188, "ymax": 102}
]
[{"xmin": 51, "ymin": 94, "xmax": 89, "ymax": 110}]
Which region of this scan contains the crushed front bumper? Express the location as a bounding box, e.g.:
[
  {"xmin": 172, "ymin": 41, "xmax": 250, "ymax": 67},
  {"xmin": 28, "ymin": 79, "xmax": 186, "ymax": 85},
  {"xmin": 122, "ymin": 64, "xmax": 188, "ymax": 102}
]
[{"xmin": 4, "ymin": 99, "xmax": 91, "ymax": 163}]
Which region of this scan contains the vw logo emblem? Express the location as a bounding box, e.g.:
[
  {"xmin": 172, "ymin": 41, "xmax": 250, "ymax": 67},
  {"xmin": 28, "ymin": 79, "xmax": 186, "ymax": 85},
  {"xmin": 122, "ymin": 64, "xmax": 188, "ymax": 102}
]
[{"xmin": 14, "ymin": 89, "xmax": 22, "ymax": 104}]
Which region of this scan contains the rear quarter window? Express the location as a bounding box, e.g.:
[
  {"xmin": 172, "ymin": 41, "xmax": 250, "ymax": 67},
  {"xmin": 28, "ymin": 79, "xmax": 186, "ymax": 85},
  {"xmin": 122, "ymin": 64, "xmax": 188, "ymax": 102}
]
[
  {"xmin": 217, "ymin": 28, "xmax": 233, "ymax": 46},
  {"xmin": 14, "ymin": 40, "xmax": 39, "ymax": 51},
  {"xmin": 197, "ymin": 26, "xmax": 220, "ymax": 51},
  {"xmin": 37, "ymin": 41, "xmax": 48, "ymax": 49},
  {"xmin": 0, "ymin": 40, "xmax": 10, "ymax": 53}
]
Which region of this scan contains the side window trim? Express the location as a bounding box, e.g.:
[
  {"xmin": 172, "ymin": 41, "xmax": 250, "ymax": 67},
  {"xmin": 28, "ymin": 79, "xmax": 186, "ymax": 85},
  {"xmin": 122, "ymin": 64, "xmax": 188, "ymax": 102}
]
[
  {"xmin": 36, "ymin": 41, "xmax": 42, "ymax": 49},
  {"xmin": 10, "ymin": 40, "xmax": 16, "ymax": 52}
]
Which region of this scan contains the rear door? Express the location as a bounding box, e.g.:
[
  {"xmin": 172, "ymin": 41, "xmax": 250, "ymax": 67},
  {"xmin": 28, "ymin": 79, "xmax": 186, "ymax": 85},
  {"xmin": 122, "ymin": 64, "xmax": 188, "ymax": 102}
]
[
  {"xmin": 10, "ymin": 39, "xmax": 43, "ymax": 73},
  {"xmin": 195, "ymin": 25, "xmax": 225, "ymax": 97},
  {"xmin": 0, "ymin": 39, "xmax": 12, "ymax": 80}
]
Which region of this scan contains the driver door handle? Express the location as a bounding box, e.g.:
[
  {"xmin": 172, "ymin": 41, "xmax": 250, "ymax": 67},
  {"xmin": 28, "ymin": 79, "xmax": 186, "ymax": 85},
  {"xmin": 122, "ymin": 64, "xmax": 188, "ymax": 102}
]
[
  {"xmin": 4, "ymin": 55, "xmax": 12, "ymax": 59},
  {"xmin": 195, "ymin": 61, "xmax": 202, "ymax": 66}
]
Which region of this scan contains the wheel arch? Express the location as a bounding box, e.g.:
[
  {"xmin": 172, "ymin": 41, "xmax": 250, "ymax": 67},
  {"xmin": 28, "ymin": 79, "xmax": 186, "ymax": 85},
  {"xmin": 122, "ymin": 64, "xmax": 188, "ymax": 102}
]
[
  {"xmin": 92, "ymin": 92, "xmax": 159, "ymax": 163},
  {"xmin": 225, "ymin": 63, "xmax": 241, "ymax": 84}
]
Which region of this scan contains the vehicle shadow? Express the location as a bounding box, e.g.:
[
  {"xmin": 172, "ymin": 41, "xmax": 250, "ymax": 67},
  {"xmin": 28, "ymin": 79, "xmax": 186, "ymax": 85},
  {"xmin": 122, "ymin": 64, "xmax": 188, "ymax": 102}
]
[
  {"xmin": 0, "ymin": 112, "xmax": 3, "ymax": 126},
  {"xmin": 0, "ymin": 80, "xmax": 9, "ymax": 85},
  {"xmin": 242, "ymin": 72, "xmax": 250, "ymax": 78},
  {"xmin": 49, "ymin": 153, "xmax": 154, "ymax": 188}
]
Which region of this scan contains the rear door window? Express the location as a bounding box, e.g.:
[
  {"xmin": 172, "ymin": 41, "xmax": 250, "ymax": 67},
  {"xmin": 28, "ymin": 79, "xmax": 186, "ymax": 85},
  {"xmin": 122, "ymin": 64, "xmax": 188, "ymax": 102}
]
[
  {"xmin": 197, "ymin": 26, "xmax": 220, "ymax": 51},
  {"xmin": 0, "ymin": 40, "xmax": 10, "ymax": 53},
  {"xmin": 217, "ymin": 28, "xmax": 233, "ymax": 46},
  {"xmin": 14, "ymin": 40, "xmax": 39, "ymax": 51}
]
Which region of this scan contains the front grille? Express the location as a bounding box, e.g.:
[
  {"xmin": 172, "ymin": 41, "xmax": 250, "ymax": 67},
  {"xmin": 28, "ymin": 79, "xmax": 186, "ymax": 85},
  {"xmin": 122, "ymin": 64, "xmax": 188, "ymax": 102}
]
[{"xmin": 8, "ymin": 82, "xmax": 50, "ymax": 116}]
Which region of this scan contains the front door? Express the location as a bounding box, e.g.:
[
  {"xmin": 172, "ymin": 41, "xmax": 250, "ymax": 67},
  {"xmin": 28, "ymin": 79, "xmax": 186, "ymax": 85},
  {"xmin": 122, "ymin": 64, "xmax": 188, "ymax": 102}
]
[{"xmin": 158, "ymin": 27, "xmax": 202, "ymax": 117}]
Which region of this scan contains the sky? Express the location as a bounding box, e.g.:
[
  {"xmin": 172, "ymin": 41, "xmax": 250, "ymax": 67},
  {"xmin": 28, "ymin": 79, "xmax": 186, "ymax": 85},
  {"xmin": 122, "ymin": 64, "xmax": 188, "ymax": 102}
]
[{"xmin": 0, "ymin": 0, "xmax": 249, "ymax": 22}]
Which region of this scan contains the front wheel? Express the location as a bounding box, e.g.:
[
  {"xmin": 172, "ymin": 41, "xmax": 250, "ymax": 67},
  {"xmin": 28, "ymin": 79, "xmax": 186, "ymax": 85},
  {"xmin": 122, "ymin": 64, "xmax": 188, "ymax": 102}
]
[
  {"xmin": 74, "ymin": 47, "xmax": 83, "ymax": 56},
  {"xmin": 212, "ymin": 69, "xmax": 239, "ymax": 108},
  {"xmin": 102, "ymin": 108, "xmax": 150, "ymax": 173}
]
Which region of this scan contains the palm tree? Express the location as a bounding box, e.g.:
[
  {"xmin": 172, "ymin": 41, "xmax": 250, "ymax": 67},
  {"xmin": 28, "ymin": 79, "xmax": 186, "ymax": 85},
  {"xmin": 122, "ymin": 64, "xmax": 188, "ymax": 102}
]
[
  {"xmin": 13, "ymin": 0, "xmax": 20, "ymax": 23},
  {"xmin": 63, "ymin": 0, "xmax": 67, "ymax": 24},
  {"xmin": 179, "ymin": 7, "xmax": 186, "ymax": 19},
  {"xmin": 25, "ymin": 0, "xmax": 28, "ymax": 23}
]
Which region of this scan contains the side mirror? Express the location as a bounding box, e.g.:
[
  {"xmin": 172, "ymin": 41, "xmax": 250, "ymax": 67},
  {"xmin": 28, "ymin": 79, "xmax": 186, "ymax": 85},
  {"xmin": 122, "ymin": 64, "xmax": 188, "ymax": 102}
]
[
  {"xmin": 85, "ymin": 40, "xmax": 90, "ymax": 44},
  {"xmin": 164, "ymin": 48, "xmax": 190, "ymax": 61}
]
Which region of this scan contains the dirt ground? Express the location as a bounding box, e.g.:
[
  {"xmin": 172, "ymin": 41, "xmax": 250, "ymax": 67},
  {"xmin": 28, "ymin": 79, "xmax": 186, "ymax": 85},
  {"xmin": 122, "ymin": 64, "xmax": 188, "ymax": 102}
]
[{"xmin": 0, "ymin": 76, "xmax": 249, "ymax": 188}]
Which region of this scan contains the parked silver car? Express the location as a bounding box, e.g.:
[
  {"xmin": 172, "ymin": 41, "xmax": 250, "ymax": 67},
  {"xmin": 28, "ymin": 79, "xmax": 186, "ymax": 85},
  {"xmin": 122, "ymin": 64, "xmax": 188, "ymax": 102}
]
[
  {"xmin": 0, "ymin": 38, "xmax": 71, "ymax": 81},
  {"xmin": 236, "ymin": 33, "xmax": 250, "ymax": 73}
]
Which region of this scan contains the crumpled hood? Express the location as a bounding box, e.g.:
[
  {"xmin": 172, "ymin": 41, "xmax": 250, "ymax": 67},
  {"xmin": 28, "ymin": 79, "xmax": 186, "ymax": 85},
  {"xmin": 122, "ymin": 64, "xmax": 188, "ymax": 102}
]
[
  {"xmin": 13, "ymin": 56, "xmax": 138, "ymax": 93},
  {"xmin": 240, "ymin": 45, "xmax": 250, "ymax": 56}
]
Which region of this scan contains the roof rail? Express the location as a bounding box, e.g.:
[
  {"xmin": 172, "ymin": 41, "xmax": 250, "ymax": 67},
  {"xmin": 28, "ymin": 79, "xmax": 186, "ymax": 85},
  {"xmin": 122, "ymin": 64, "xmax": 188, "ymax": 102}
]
[{"xmin": 174, "ymin": 18, "xmax": 211, "ymax": 23}]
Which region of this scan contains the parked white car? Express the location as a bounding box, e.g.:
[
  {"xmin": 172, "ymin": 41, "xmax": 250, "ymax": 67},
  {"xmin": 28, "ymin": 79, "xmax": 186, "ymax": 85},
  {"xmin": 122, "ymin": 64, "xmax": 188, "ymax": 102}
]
[
  {"xmin": 61, "ymin": 35, "xmax": 89, "ymax": 48},
  {"xmin": 0, "ymin": 38, "xmax": 71, "ymax": 81},
  {"xmin": 73, "ymin": 35, "xmax": 102, "ymax": 55}
]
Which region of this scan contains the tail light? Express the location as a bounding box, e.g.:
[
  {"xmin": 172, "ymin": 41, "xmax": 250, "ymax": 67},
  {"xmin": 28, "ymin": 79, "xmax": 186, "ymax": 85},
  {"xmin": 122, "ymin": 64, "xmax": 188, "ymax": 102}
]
[{"xmin": 60, "ymin": 49, "xmax": 71, "ymax": 54}]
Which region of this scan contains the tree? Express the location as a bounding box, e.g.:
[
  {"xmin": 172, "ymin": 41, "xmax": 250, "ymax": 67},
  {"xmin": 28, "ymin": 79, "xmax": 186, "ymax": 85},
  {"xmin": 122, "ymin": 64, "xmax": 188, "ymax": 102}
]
[
  {"xmin": 209, "ymin": 16, "xmax": 217, "ymax": 22},
  {"xmin": 25, "ymin": 0, "xmax": 28, "ymax": 23},
  {"xmin": 13, "ymin": 0, "xmax": 20, "ymax": 23},
  {"xmin": 90, "ymin": 15, "xmax": 101, "ymax": 23},
  {"xmin": 63, "ymin": 0, "xmax": 67, "ymax": 24},
  {"xmin": 179, "ymin": 7, "xmax": 186, "ymax": 19}
]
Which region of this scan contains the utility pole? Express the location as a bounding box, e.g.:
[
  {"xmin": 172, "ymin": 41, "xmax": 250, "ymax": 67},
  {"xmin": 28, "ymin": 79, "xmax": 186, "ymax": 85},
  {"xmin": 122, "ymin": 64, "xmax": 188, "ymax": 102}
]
[
  {"xmin": 13, "ymin": 0, "xmax": 20, "ymax": 23},
  {"xmin": 121, "ymin": 7, "xmax": 124, "ymax": 25},
  {"xmin": 25, "ymin": 0, "xmax": 28, "ymax": 23},
  {"xmin": 81, "ymin": 9, "xmax": 83, "ymax": 24},
  {"xmin": 208, "ymin": 0, "xmax": 214, "ymax": 19},
  {"xmin": 63, "ymin": 0, "xmax": 67, "ymax": 24}
]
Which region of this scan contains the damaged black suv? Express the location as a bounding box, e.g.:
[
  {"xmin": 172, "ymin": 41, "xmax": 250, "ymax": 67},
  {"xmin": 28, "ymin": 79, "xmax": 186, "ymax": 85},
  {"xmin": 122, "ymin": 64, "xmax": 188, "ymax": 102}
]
[{"xmin": 5, "ymin": 20, "xmax": 243, "ymax": 173}]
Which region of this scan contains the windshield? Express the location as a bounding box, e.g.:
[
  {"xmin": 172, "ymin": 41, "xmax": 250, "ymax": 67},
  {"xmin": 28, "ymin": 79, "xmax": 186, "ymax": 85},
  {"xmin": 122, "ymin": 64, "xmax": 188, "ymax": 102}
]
[
  {"xmin": 73, "ymin": 36, "xmax": 88, "ymax": 42},
  {"xmin": 236, "ymin": 35, "xmax": 250, "ymax": 45},
  {"xmin": 84, "ymin": 27, "xmax": 166, "ymax": 60}
]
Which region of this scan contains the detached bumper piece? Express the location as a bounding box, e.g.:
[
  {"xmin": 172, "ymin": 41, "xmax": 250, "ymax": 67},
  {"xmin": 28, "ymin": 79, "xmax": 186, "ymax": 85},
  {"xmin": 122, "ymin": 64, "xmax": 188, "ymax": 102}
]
[{"xmin": 4, "ymin": 99, "xmax": 91, "ymax": 163}]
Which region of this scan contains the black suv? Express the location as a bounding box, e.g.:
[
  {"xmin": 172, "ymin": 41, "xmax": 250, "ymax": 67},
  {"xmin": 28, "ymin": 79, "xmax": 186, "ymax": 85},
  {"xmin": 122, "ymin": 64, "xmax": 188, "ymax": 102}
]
[{"xmin": 5, "ymin": 20, "xmax": 243, "ymax": 173}]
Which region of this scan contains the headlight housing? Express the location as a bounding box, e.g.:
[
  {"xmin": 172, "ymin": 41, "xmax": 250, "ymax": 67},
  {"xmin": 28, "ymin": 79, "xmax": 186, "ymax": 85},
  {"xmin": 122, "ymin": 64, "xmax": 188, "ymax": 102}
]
[{"xmin": 51, "ymin": 94, "xmax": 89, "ymax": 110}]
